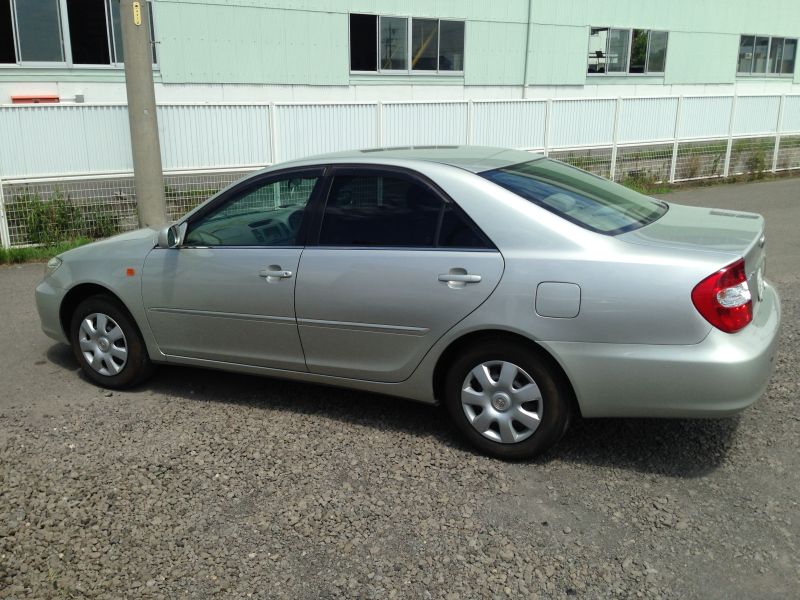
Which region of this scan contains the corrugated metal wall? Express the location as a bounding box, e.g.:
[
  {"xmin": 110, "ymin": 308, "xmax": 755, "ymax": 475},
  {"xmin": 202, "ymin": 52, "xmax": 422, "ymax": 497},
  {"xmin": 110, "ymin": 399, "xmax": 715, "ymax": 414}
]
[
  {"xmin": 678, "ymin": 96, "xmax": 733, "ymax": 139},
  {"xmin": 275, "ymin": 103, "xmax": 375, "ymax": 161},
  {"xmin": 732, "ymin": 96, "xmax": 782, "ymax": 135},
  {"xmin": 0, "ymin": 105, "xmax": 131, "ymax": 178},
  {"xmin": 618, "ymin": 97, "xmax": 679, "ymax": 143},
  {"xmin": 1, "ymin": 95, "xmax": 799, "ymax": 179},
  {"xmin": 157, "ymin": 104, "xmax": 272, "ymax": 170},
  {"xmin": 783, "ymin": 95, "xmax": 800, "ymax": 132},
  {"xmin": 382, "ymin": 102, "xmax": 469, "ymax": 147},
  {"xmin": 549, "ymin": 99, "xmax": 616, "ymax": 148},
  {"xmin": 472, "ymin": 100, "xmax": 546, "ymax": 149}
]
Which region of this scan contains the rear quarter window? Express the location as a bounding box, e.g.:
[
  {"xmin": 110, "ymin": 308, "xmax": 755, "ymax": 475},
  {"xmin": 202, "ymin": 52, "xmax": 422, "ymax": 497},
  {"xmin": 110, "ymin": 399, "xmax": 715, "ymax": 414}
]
[{"xmin": 481, "ymin": 158, "xmax": 667, "ymax": 235}]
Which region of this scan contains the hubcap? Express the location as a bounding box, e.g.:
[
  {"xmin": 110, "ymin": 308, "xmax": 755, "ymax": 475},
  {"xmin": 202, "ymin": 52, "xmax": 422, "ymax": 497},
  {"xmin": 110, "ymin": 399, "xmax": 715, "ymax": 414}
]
[
  {"xmin": 491, "ymin": 392, "xmax": 511, "ymax": 412},
  {"xmin": 78, "ymin": 313, "xmax": 128, "ymax": 377},
  {"xmin": 461, "ymin": 361, "xmax": 543, "ymax": 444}
]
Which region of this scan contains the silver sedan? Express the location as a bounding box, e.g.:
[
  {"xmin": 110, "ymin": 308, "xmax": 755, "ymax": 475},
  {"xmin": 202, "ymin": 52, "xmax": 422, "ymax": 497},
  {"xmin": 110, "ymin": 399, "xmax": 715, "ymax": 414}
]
[{"xmin": 35, "ymin": 147, "xmax": 781, "ymax": 458}]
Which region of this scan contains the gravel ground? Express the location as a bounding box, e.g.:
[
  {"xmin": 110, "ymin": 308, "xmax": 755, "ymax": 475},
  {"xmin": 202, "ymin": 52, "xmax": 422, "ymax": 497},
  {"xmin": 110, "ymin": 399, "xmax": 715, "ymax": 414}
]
[{"xmin": 2, "ymin": 178, "xmax": 799, "ymax": 599}]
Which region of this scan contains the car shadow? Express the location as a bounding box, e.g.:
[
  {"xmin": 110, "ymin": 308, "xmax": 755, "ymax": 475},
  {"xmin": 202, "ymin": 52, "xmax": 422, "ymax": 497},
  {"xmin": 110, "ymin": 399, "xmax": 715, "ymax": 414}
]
[
  {"xmin": 46, "ymin": 342, "xmax": 80, "ymax": 370},
  {"xmin": 545, "ymin": 414, "xmax": 740, "ymax": 478},
  {"xmin": 46, "ymin": 343, "xmax": 738, "ymax": 477}
]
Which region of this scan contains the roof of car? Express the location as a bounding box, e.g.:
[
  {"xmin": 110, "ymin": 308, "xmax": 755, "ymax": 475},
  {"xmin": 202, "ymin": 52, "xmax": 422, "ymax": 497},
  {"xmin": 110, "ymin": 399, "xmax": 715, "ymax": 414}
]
[{"xmin": 293, "ymin": 145, "xmax": 544, "ymax": 173}]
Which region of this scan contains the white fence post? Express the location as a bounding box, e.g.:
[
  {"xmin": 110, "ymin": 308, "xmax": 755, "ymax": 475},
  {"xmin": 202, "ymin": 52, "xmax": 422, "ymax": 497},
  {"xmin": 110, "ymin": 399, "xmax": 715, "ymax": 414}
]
[
  {"xmin": 0, "ymin": 178, "xmax": 11, "ymax": 249},
  {"xmin": 543, "ymin": 99, "xmax": 552, "ymax": 156},
  {"xmin": 376, "ymin": 101, "xmax": 383, "ymax": 147},
  {"xmin": 669, "ymin": 96, "xmax": 683, "ymax": 183},
  {"xmin": 723, "ymin": 95, "xmax": 738, "ymax": 178},
  {"xmin": 772, "ymin": 94, "xmax": 785, "ymax": 173},
  {"xmin": 268, "ymin": 103, "xmax": 278, "ymax": 164},
  {"xmin": 609, "ymin": 97, "xmax": 622, "ymax": 181},
  {"xmin": 467, "ymin": 100, "xmax": 474, "ymax": 145}
]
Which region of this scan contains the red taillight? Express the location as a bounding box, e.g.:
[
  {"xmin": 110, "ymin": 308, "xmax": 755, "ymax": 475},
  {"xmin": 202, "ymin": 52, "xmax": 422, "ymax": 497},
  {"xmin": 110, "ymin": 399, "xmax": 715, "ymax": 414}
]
[{"xmin": 691, "ymin": 258, "xmax": 752, "ymax": 333}]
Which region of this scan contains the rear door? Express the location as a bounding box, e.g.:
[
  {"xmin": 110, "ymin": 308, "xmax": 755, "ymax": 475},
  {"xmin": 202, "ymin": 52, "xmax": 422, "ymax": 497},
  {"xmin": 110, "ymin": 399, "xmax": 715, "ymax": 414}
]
[
  {"xmin": 142, "ymin": 168, "xmax": 323, "ymax": 370},
  {"xmin": 294, "ymin": 166, "xmax": 504, "ymax": 382}
]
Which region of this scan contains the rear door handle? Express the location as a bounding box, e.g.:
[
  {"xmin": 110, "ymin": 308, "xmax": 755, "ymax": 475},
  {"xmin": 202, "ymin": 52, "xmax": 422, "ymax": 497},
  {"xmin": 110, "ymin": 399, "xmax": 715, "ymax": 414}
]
[
  {"xmin": 438, "ymin": 273, "xmax": 481, "ymax": 284},
  {"xmin": 259, "ymin": 269, "xmax": 293, "ymax": 279}
]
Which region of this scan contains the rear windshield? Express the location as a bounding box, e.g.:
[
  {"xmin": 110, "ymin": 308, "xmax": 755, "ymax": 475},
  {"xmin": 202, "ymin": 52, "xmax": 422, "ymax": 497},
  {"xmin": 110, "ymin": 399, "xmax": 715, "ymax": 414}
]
[{"xmin": 480, "ymin": 158, "xmax": 667, "ymax": 235}]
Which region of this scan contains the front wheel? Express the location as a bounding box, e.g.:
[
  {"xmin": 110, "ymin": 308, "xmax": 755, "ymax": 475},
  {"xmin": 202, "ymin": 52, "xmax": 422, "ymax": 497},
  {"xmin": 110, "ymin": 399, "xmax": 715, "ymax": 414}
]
[
  {"xmin": 443, "ymin": 341, "xmax": 572, "ymax": 459},
  {"xmin": 70, "ymin": 295, "xmax": 154, "ymax": 389}
]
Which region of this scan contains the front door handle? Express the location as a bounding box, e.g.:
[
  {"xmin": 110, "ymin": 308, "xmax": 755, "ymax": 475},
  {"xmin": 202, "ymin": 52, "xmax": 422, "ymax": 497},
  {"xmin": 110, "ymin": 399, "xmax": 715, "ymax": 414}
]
[
  {"xmin": 259, "ymin": 268, "xmax": 293, "ymax": 280},
  {"xmin": 438, "ymin": 273, "xmax": 482, "ymax": 284}
]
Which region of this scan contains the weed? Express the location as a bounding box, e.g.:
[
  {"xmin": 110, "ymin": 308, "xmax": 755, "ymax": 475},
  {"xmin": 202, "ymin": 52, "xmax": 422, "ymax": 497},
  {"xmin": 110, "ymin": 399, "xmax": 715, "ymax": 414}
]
[
  {"xmin": 620, "ymin": 170, "xmax": 672, "ymax": 195},
  {"xmin": 15, "ymin": 191, "xmax": 82, "ymax": 245},
  {"xmin": 85, "ymin": 212, "xmax": 121, "ymax": 239},
  {"xmin": 746, "ymin": 147, "xmax": 768, "ymax": 180},
  {"xmin": 0, "ymin": 238, "xmax": 91, "ymax": 264}
]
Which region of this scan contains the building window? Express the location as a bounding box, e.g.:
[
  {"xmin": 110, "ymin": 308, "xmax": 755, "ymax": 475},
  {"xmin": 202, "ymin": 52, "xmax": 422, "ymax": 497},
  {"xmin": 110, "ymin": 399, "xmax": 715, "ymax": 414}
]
[
  {"xmin": 737, "ymin": 35, "xmax": 797, "ymax": 76},
  {"xmin": 587, "ymin": 27, "xmax": 668, "ymax": 75},
  {"xmin": 350, "ymin": 13, "xmax": 464, "ymax": 74},
  {"xmin": 0, "ymin": 0, "xmax": 18, "ymax": 63},
  {"xmin": 349, "ymin": 13, "xmax": 376, "ymax": 71},
  {"xmin": 16, "ymin": 0, "xmax": 65, "ymax": 63},
  {"xmin": 0, "ymin": 0, "xmax": 156, "ymax": 67},
  {"xmin": 380, "ymin": 16, "xmax": 407, "ymax": 70}
]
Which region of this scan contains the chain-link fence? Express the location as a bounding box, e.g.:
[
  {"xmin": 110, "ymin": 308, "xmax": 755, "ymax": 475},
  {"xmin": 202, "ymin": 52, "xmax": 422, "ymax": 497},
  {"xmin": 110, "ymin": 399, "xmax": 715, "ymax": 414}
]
[
  {"xmin": 1, "ymin": 170, "xmax": 257, "ymax": 247},
  {"xmin": 673, "ymin": 139, "xmax": 728, "ymax": 181},
  {"xmin": 2, "ymin": 134, "xmax": 799, "ymax": 248},
  {"xmin": 613, "ymin": 143, "xmax": 674, "ymax": 184},
  {"xmin": 548, "ymin": 147, "xmax": 614, "ymax": 179},
  {"xmin": 775, "ymin": 135, "xmax": 800, "ymax": 171},
  {"xmin": 729, "ymin": 137, "xmax": 775, "ymax": 177}
]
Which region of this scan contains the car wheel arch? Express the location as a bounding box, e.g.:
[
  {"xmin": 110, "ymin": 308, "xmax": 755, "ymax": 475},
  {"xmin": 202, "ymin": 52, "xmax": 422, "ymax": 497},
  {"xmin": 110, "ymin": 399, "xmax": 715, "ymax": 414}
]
[
  {"xmin": 431, "ymin": 329, "xmax": 581, "ymax": 418},
  {"xmin": 59, "ymin": 283, "xmax": 138, "ymax": 341}
]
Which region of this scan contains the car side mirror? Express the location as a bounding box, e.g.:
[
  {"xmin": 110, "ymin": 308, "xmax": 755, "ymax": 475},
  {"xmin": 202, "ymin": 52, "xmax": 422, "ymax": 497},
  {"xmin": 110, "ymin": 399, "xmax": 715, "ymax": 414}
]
[{"xmin": 157, "ymin": 222, "xmax": 187, "ymax": 249}]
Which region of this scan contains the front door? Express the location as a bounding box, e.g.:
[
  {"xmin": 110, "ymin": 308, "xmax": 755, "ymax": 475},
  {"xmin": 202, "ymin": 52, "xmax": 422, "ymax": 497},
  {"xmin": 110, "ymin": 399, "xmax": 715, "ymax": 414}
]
[
  {"xmin": 142, "ymin": 169, "xmax": 323, "ymax": 370},
  {"xmin": 295, "ymin": 168, "xmax": 504, "ymax": 382}
]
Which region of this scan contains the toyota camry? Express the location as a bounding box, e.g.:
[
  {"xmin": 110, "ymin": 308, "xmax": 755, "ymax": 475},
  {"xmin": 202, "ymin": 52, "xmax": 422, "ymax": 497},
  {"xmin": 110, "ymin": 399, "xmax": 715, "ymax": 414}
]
[{"xmin": 35, "ymin": 146, "xmax": 781, "ymax": 458}]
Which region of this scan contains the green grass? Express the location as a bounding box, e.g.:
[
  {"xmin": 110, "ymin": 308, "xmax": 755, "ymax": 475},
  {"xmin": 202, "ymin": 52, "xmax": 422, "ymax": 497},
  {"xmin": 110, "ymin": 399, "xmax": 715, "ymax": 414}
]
[
  {"xmin": 0, "ymin": 237, "xmax": 92, "ymax": 265},
  {"xmin": 620, "ymin": 178, "xmax": 673, "ymax": 195}
]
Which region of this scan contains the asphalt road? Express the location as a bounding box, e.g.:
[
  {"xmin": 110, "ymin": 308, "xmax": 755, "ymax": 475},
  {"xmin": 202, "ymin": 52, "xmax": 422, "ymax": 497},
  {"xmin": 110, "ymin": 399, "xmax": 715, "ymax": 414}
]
[{"xmin": 1, "ymin": 177, "xmax": 798, "ymax": 599}]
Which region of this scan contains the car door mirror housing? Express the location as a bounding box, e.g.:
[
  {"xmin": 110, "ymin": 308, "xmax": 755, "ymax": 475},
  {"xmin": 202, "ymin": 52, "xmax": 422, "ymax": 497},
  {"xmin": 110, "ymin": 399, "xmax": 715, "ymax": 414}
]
[{"xmin": 157, "ymin": 222, "xmax": 187, "ymax": 249}]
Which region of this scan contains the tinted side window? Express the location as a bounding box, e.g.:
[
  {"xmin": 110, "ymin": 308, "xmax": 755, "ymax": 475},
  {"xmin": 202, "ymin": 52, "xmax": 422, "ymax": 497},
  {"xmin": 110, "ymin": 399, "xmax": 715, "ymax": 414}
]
[
  {"xmin": 319, "ymin": 175, "xmax": 442, "ymax": 247},
  {"xmin": 184, "ymin": 176, "xmax": 318, "ymax": 247},
  {"xmin": 438, "ymin": 204, "xmax": 490, "ymax": 248}
]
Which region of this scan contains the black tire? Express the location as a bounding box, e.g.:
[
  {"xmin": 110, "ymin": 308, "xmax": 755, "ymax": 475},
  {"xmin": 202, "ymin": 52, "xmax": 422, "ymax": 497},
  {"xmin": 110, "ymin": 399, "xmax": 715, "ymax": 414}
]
[
  {"xmin": 69, "ymin": 295, "xmax": 154, "ymax": 389},
  {"xmin": 443, "ymin": 340, "xmax": 572, "ymax": 460}
]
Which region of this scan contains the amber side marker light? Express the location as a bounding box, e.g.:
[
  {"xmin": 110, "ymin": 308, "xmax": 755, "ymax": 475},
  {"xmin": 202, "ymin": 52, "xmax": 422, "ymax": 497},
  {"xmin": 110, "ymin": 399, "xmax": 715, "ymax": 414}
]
[{"xmin": 126, "ymin": 268, "xmax": 136, "ymax": 277}]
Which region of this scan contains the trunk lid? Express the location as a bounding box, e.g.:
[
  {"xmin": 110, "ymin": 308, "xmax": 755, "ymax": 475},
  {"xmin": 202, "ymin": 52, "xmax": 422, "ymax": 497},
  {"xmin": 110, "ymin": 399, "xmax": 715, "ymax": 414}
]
[{"xmin": 619, "ymin": 202, "xmax": 767, "ymax": 305}]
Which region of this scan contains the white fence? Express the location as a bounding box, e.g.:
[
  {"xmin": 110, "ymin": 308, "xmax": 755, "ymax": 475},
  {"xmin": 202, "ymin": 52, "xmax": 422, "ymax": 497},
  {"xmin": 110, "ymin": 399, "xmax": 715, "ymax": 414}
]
[{"xmin": 1, "ymin": 94, "xmax": 799, "ymax": 247}]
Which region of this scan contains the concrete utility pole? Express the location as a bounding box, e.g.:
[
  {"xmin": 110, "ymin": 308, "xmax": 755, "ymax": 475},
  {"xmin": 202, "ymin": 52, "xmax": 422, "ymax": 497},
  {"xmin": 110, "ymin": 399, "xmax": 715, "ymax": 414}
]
[{"xmin": 120, "ymin": 0, "xmax": 166, "ymax": 228}]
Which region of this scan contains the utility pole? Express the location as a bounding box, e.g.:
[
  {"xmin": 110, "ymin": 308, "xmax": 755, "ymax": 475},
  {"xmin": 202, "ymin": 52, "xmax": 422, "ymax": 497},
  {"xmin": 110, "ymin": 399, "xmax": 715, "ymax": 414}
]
[{"xmin": 119, "ymin": 0, "xmax": 166, "ymax": 228}]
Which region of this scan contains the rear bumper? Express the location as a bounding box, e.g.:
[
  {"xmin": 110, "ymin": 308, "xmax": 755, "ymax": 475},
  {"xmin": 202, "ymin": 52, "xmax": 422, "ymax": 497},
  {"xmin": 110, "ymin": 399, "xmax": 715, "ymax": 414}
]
[
  {"xmin": 36, "ymin": 277, "xmax": 68, "ymax": 344},
  {"xmin": 543, "ymin": 282, "xmax": 781, "ymax": 418}
]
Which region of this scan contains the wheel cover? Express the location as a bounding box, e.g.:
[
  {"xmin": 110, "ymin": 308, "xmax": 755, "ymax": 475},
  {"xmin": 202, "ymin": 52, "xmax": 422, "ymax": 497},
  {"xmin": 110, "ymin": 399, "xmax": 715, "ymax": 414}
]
[
  {"xmin": 78, "ymin": 313, "xmax": 128, "ymax": 377},
  {"xmin": 461, "ymin": 360, "xmax": 543, "ymax": 444}
]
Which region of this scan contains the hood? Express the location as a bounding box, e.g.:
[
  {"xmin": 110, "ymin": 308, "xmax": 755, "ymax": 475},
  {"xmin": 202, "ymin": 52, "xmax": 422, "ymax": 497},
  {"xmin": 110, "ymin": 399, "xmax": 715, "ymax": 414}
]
[{"xmin": 59, "ymin": 227, "xmax": 158, "ymax": 260}]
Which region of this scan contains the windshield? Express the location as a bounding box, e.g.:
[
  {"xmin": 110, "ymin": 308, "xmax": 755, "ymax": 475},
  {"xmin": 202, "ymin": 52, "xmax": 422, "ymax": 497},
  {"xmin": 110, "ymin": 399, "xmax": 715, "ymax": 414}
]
[{"xmin": 480, "ymin": 158, "xmax": 668, "ymax": 235}]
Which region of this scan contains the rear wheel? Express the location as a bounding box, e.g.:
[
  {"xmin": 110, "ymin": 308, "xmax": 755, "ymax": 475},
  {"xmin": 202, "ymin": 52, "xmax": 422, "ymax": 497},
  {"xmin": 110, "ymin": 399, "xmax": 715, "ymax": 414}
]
[
  {"xmin": 70, "ymin": 295, "xmax": 154, "ymax": 389},
  {"xmin": 443, "ymin": 341, "xmax": 571, "ymax": 459}
]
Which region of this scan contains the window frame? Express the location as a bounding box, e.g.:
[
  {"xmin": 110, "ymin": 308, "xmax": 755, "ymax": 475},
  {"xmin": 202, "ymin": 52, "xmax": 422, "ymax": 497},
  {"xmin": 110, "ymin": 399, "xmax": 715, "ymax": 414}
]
[
  {"xmin": 0, "ymin": 0, "xmax": 158, "ymax": 70},
  {"xmin": 179, "ymin": 167, "xmax": 326, "ymax": 249},
  {"xmin": 586, "ymin": 26, "xmax": 669, "ymax": 77},
  {"xmin": 307, "ymin": 164, "xmax": 495, "ymax": 251},
  {"xmin": 348, "ymin": 12, "xmax": 465, "ymax": 76},
  {"xmin": 736, "ymin": 34, "xmax": 797, "ymax": 78},
  {"xmin": 378, "ymin": 14, "xmax": 409, "ymax": 73}
]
